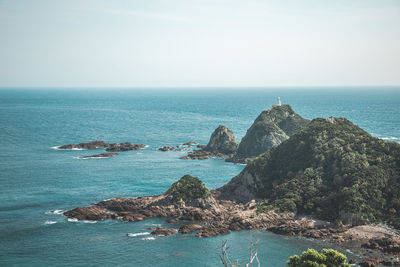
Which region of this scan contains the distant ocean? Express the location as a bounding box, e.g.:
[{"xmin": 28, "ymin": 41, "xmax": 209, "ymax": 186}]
[{"xmin": 1, "ymin": 88, "xmax": 399, "ymax": 266}]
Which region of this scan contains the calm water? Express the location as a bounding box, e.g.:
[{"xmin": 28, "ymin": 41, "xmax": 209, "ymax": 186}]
[{"xmin": 0, "ymin": 88, "xmax": 399, "ymax": 266}]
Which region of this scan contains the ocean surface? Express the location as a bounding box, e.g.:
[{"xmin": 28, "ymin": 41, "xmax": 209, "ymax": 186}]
[{"xmin": 0, "ymin": 88, "xmax": 399, "ymax": 266}]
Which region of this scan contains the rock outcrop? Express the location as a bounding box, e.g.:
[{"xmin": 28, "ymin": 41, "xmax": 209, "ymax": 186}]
[
  {"xmin": 227, "ymin": 104, "xmax": 309, "ymax": 163},
  {"xmin": 151, "ymin": 227, "xmax": 177, "ymax": 236},
  {"xmin": 105, "ymin": 143, "xmax": 145, "ymax": 152},
  {"xmin": 181, "ymin": 125, "xmax": 238, "ymax": 160},
  {"xmin": 57, "ymin": 141, "xmax": 146, "ymax": 152},
  {"xmin": 58, "ymin": 141, "xmax": 109, "ymax": 150}
]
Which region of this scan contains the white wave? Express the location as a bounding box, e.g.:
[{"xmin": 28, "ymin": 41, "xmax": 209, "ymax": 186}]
[
  {"xmin": 81, "ymin": 220, "xmax": 97, "ymax": 223},
  {"xmin": 51, "ymin": 146, "xmax": 86, "ymax": 150},
  {"xmin": 44, "ymin": 220, "xmax": 57, "ymax": 225},
  {"xmin": 126, "ymin": 232, "xmax": 150, "ymax": 237},
  {"xmin": 143, "ymin": 145, "xmax": 149, "ymax": 148},
  {"xmin": 381, "ymin": 136, "xmax": 399, "ymax": 140},
  {"xmin": 151, "ymin": 224, "xmax": 161, "ymax": 226},
  {"xmin": 141, "ymin": 237, "xmax": 155, "ymax": 240},
  {"xmin": 45, "ymin": 209, "xmax": 64, "ymax": 215},
  {"xmin": 67, "ymin": 218, "xmax": 97, "ymax": 223}
]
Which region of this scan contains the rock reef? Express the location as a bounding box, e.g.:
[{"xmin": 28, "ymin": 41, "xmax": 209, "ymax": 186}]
[{"xmin": 58, "ymin": 141, "xmax": 109, "ymax": 150}]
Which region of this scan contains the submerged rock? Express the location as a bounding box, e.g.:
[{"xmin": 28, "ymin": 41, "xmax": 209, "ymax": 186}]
[
  {"xmin": 158, "ymin": 146, "xmax": 176, "ymax": 151},
  {"xmin": 79, "ymin": 153, "xmax": 118, "ymax": 159}
]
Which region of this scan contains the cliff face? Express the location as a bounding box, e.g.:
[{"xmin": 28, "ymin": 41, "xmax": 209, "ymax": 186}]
[
  {"xmin": 234, "ymin": 104, "xmax": 309, "ymax": 160},
  {"xmin": 205, "ymin": 125, "xmax": 238, "ymax": 154},
  {"xmin": 218, "ymin": 117, "xmax": 400, "ymax": 228}
]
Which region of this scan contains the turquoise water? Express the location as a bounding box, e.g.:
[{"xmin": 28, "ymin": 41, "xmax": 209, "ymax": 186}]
[{"xmin": 1, "ymin": 88, "xmax": 399, "ymax": 266}]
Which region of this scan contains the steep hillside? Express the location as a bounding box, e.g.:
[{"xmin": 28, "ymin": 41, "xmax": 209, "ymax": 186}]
[{"xmin": 218, "ymin": 117, "xmax": 400, "ymax": 228}]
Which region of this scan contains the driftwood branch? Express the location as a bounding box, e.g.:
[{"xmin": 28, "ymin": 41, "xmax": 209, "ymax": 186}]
[{"xmin": 218, "ymin": 239, "xmax": 260, "ymax": 267}]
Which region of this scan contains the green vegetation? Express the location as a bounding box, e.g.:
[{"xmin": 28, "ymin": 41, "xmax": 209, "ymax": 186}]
[
  {"xmin": 245, "ymin": 117, "xmax": 400, "ymax": 228},
  {"xmin": 236, "ymin": 104, "xmax": 309, "ymax": 158},
  {"xmin": 287, "ymin": 248, "xmax": 350, "ymax": 267},
  {"xmin": 167, "ymin": 174, "xmax": 211, "ymax": 202}
]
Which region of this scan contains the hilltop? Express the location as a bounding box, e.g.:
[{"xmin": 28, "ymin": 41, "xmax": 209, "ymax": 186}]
[{"xmin": 228, "ymin": 104, "xmax": 309, "ymax": 163}]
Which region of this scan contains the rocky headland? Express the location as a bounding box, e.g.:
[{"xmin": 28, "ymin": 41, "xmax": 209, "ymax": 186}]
[{"xmin": 64, "ymin": 115, "xmax": 400, "ymax": 265}]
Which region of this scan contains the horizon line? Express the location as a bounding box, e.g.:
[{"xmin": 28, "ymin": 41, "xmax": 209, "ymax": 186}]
[{"xmin": 0, "ymin": 85, "xmax": 399, "ymax": 90}]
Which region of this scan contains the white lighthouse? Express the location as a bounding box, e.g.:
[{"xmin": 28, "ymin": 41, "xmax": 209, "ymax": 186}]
[{"xmin": 277, "ymin": 97, "xmax": 282, "ymax": 106}]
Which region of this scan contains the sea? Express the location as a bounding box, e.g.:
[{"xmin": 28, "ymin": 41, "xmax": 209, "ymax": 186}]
[{"xmin": 0, "ymin": 87, "xmax": 399, "ymax": 266}]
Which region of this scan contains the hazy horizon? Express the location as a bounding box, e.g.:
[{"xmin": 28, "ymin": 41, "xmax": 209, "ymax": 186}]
[{"xmin": 1, "ymin": 0, "xmax": 399, "ymax": 88}]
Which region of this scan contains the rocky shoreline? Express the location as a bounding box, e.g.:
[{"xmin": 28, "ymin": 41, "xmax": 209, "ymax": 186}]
[{"xmin": 63, "ymin": 175, "xmax": 400, "ymax": 266}]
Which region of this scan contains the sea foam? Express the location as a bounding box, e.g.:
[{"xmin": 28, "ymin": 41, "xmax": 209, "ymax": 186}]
[
  {"xmin": 45, "ymin": 209, "xmax": 64, "ymax": 215},
  {"xmin": 126, "ymin": 232, "xmax": 150, "ymax": 237},
  {"xmin": 141, "ymin": 237, "xmax": 155, "ymax": 240},
  {"xmin": 44, "ymin": 221, "xmax": 57, "ymax": 225}
]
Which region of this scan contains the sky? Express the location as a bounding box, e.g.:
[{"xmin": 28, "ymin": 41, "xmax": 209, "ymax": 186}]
[{"xmin": 0, "ymin": 0, "xmax": 399, "ymax": 88}]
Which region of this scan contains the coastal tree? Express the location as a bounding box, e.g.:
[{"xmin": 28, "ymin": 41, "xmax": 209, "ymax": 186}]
[{"xmin": 287, "ymin": 248, "xmax": 350, "ymax": 267}]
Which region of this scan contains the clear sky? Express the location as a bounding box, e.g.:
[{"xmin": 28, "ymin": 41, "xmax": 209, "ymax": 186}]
[{"xmin": 0, "ymin": 0, "xmax": 399, "ymax": 88}]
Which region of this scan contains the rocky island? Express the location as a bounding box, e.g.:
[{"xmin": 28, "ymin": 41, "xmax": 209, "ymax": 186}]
[
  {"xmin": 180, "ymin": 104, "xmax": 309, "ymax": 164},
  {"xmin": 64, "ymin": 116, "xmax": 400, "ymax": 265},
  {"xmin": 180, "ymin": 125, "xmax": 238, "ymax": 160}
]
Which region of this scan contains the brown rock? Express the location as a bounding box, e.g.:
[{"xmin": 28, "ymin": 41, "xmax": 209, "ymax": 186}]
[
  {"xmin": 58, "ymin": 141, "xmax": 109, "ymax": 150},
  {"xmin": 166, "ymin": 218, "xmax": 179, "ymax": 223},
  {"xmin": 195, "ymin": 223, "xmax": 230, "ymax": 237},
  {"xmin": 359, "ymin": 257, "xmax": 382, "ymax": 267},
  {"xmin": 178, "ymin": 224, "xmax": 202, "ymax": 234},
  {"xmin": 151, "ymin": 227, "xmax": 177, "ymax": 236},
  {"xmin": 63, "ymin": 206, "xmax": 112, "ymax": 221},
  {"xmin": 106, "ymin": 143, "xmax": 145, "ymax": 152}
]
